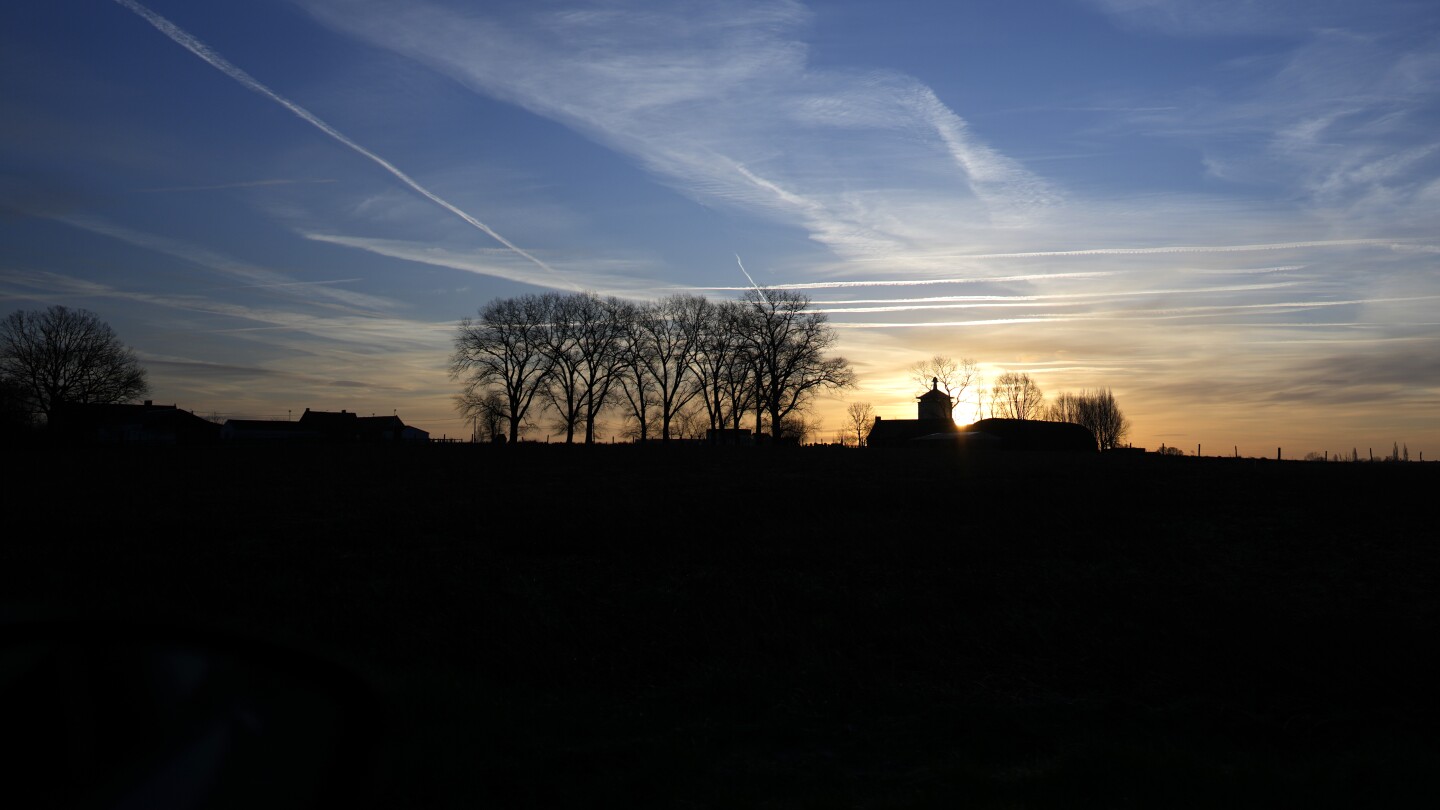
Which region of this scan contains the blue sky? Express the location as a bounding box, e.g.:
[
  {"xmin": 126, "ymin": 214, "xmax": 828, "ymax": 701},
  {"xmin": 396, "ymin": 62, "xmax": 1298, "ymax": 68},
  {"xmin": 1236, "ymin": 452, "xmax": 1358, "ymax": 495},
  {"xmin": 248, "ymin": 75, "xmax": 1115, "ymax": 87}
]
[{"xmin": 3, "ymin": 0, "xmax": 1437, "ymax": 453}]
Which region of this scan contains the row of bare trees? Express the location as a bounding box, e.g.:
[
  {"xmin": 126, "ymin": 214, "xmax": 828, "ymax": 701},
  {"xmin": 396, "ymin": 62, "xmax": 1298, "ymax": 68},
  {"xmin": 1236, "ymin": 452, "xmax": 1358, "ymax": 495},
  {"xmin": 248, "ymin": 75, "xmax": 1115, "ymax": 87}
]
[{"xmin": 451, "ymin": 289, "xmax": 853, "ymax": 444}]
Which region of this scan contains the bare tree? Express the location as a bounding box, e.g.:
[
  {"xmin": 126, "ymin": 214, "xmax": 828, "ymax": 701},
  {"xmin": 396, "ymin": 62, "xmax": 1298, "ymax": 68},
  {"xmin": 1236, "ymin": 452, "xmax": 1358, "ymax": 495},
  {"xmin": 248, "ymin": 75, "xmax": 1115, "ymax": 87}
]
[
  {"xmin": 990, "ymin": 371, "xmax": 1044, "ymax": 420},
  {"xmin": 536, "ymin": 292, "xmax": 634, "ymax": 444},
  {"xmin": 573, "ymin": 294, "xmax": 632, "ymax": 445},
  {"xmin": 454, "ymin": 389, "xmax": 509, "ymax": 442},
  {"xmin": 1049, "ymin": 388, "xmax": 1130, "ymax": 450},
  {"xmin": 1082, "ymin": 388, "xmax": 1130, "ymax": 451},
  {"xmin": 0, "ymin": 306, "xmax": 149, "ymax": 423},
  {"xmin": 719, "ymin": 304, "xmax": 761, "ymax": 432},
  {"xmin": 630, "ymin": 294, "xmax": 706, "ymax": 442},
  {"xmin": 537, "ymin": 292, "xmax": 585, "ymax": 443},
  {"xmin": 1046, "ymin": 391, "xmax": 1083, "ymax": 424},
  {"xmin": 690, "ymin": 299, "xmax": 755, "ymax": 433},
  {"xmin": 451, "ymin": 295, "xmax": 553, "ymax": 444},
  {"xmin": 777, "ymin": 414, "xmax": 817, "ymax": 444},
  {"xmin": 615, "ymin": 314, "xmax": 659, "ymax": 442},
  {"xmin": 908, "ymin": 355, "xmax": 978, "ymax": 414},
  {"xmin": 845, "ymin": 401, "xmax": 874, "ymax": 447},
  {"xmin": 672, "ymin": 403, "xmax": 707, "ymax": 440},
  {"xmin": 741, "ymin": 288, "xmax": 854, "ymax": 440}
]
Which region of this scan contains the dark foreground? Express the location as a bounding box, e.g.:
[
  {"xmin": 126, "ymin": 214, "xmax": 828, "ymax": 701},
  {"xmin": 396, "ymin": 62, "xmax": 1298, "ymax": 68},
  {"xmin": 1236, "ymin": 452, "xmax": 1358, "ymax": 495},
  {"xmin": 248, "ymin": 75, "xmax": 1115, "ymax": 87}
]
[{"xmin": 4, "ymin": 444, "xmax": 1438, "ymax": 807}]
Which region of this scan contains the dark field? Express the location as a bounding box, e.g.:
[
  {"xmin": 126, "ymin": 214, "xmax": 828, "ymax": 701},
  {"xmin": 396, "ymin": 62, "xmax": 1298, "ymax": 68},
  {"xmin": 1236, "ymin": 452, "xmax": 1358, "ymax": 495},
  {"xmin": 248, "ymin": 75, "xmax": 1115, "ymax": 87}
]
[{"xmin": 5, "ymin": 444, "xmax": 1438, "ymax": 807}]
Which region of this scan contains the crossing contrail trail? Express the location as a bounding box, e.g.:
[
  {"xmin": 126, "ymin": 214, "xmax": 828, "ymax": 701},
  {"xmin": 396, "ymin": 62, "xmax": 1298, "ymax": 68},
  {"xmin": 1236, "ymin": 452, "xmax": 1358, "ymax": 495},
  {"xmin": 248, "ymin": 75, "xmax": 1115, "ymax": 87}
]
[
  {"xmin": 113, "ymin": 0, "xmax": 560, "ymax": 279},
  {"xmin": 735, "ymin": 254, "xmax": 768, "ymax": 303}
]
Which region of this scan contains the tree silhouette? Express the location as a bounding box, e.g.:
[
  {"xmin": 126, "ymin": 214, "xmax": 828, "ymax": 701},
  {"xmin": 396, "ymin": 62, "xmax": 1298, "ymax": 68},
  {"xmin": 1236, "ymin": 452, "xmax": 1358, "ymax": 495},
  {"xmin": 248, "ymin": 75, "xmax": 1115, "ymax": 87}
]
[
  {"xmin": 740, "ymin": 288, "xmax": 854, "ymax": 440},
  {"xmin": 451, "ymin": 295, "xmax": 553, "ymax": 444},
  {"xmin": 627, "ymin": 294, "xmax": 706, "ymax": 442},
  {"xmin": 0, "ymin": 306, "xmax": 149, "ymax": 423},
  {"xmin": 1048, "ymin": 388, "xmax": 1131, "ymax": 450},
  {"xmin": 845, "ymin": 401, "xmax": 874, "ymax": 447},
  {"xmin": 615, "ymin": 312, "xmax": 659, "ymax": 442},
  {"xmin": 908, "ymin": 355, "xmax": 978, "ymax": 414},
  {"xmin": 536, "ymin": 292, "xmax": 586, "ymax": 443},
  {"xmin": 571, "ymin": 294, "xmax": 631, "ymax": 445},
  {"xmin": 989, "ymin": 371, "xmax": 1044, "ymax": 420},
  {"xmin": 533, "ymin": 292, "xmax": 632, "ymax": 444},
  {"xmin": 454, "ymin": 389, "xmax": 509, "ymax": 442},
  {"xmin": 690, "ymin": 299, "xmax": 757, "ymax": 433}
]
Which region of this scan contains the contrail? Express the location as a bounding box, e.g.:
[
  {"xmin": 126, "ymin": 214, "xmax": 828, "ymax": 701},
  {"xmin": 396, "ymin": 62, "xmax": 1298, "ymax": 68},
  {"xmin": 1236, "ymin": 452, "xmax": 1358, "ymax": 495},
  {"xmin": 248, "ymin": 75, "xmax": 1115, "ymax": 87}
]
[
  {"xmin": 137, "ymin": 178, "xmax": 337, "ymax": 193},
  {"xmin": 735, "ymin": 254, "xmax": 768, "ymax": 303},
  {"xmin": 113, "ymin": 0, "xmax": 559, "ymax": 278},
  {"xmin": 849, "ymin": 239, "xmax": 1402, "ymax": 261},
  {"xmin": 829, "ymin": 295, "xmax": 1440, "ymax": 329},
  {"xmin": 700, "ymin": 271, "xmax": 1116, "ymax": 291}
]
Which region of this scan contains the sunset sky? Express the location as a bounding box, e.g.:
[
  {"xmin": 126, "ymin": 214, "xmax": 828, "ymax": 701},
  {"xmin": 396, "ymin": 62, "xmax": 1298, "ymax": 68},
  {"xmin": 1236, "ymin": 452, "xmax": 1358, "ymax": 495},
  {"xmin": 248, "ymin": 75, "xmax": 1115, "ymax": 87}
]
[{"xmin": 3, "ymin": 0, "xmax": 1436, "ymax": 454}]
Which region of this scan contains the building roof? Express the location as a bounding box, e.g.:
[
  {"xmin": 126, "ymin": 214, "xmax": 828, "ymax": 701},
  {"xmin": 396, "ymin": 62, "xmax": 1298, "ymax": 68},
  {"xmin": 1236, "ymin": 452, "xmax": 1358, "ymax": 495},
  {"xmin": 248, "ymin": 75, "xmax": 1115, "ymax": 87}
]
[
  {"xmin": 222, "ymin": 410, "xmax": 428, "ymax": 442},
  {"xmin": 866, "ymin": 417, "xmax": 958, "ymax": 447},
  {"xmin": 51, "ymin": 401, "xmax": 221, "ymax": 443},
  {"xmin": 918, "ymin": 386, "xmax": 951, "ymax": 404},
  {"xmin": 967, "ymin": 418, "xmax": 1097, "ymax": 452}
]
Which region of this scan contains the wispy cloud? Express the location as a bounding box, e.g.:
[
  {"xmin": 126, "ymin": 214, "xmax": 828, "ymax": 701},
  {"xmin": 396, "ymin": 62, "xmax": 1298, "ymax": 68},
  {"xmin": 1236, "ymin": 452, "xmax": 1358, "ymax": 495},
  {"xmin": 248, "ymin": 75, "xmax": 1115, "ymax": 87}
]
[
  {"xmin": 1101, "ymin": 21, "xmax": 1440, "ymax": 231},
  {"xmin": 53, "ymin": 213, "xmax": 396, "ymax": 313},
  {"xmin": 0, "ymin": 268, "xmax": 449, "ymax": 351},
  {"xmin": 301, "ymin": 232, "xmax": 667, "ymax": 298},
  {"xmin": 135, "ymin": 178, "xmax": 337, "ymax": 193},
  {"xmin": 112, "ymin": 0, "xmax": 562, "ymax": 281},
  {"xmin": 293, "ymin": 0, "xmax": 1054, "ymax": 262},
  {"xmin": 1085, "ymin": 0, "xmax": 1378, "ymax": 37}
]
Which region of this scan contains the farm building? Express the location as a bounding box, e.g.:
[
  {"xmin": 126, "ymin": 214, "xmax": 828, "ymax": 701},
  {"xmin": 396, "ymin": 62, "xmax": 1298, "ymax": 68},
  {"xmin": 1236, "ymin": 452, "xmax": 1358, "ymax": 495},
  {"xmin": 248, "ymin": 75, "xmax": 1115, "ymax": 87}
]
[
  {"xmin": 222, "ymin": 409, "xmax": 429, "ymax": 443},
  {"xmin": 964, "ymin": 418, "xmax": 1097, "ymax": 453},
  {"xmin": 866, "ymin": 378, "xmax": 960, "ymax": 447},
  {"xmin": 866, "ymin": 379, "xmax": 1097, "ymax": 452},
  {"xmin": 50, "ymin": 401, "xmax": 220, "ymax": 445}
]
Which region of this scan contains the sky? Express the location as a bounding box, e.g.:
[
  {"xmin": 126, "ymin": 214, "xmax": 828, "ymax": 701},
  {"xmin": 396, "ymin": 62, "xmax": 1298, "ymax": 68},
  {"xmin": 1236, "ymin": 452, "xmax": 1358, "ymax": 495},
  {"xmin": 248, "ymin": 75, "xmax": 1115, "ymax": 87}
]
[{"xmin": 2, "ymin": 0, "xmax": 1437, "ymax": 454}]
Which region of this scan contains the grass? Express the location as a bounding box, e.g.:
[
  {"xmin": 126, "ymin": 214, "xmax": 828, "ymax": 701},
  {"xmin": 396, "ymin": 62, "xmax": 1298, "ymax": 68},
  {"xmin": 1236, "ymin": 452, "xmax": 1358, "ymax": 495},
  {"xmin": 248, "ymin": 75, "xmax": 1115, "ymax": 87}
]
[{"xmin": 3, "ymin": 443, "xmax": 1438, "ymax": 807}]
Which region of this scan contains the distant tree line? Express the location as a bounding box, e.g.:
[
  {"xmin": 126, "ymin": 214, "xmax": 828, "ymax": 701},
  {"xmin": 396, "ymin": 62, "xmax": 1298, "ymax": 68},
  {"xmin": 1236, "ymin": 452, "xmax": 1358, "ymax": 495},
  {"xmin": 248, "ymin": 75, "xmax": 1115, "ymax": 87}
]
[
  {"xmin": 451, "ymin": 289, "xmax": 853, "ymax": 444},
  {"xmin": 1304, "ymin": 444, "xmax": 1418, "ymax": 462}
]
